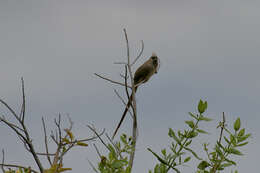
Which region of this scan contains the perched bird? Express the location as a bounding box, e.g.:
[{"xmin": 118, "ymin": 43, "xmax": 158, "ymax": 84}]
[{"xmin": 112, "ymin": 53, "xmax": 160, "ymax": 139}]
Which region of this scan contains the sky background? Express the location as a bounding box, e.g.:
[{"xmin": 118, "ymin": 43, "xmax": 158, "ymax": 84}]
[{"xmin": 0, "ymin": 0, "xmax": 259, "ymax": 172}]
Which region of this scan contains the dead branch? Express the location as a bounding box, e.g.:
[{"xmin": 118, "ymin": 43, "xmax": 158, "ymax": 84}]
[
  {"xmin": 87, "ymin": 125, "xmax": 110, "ymax": 152},
  {"xmin": 1, "ymin": 150, "xmax": 5, "ymax": 173},
  {"xmin": 42, "ymin": 117, "xmax": 52, "ymax": 166},
  {"xmin": 0, "ymin": 78, "xmax": 44, "ymax": 172},
  {"xmin": 94, "ymin": 73, "xmax": 131, "ymax": 88},
  {"xmin": 131, "ymin": 40, "xmax": 144, "ymax": 66},
  {"xmin": 123, "ymin": 28, "xmax": 138, "ymax": 170}
]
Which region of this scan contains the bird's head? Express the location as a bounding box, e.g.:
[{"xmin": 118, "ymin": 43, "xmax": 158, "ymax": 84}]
[{"xmin": 150, "ymin": 52, "xmax": 160, "ymax": 73}]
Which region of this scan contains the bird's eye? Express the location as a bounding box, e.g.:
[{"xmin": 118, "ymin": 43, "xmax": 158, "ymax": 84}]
[{"xmin": 151, "ymin": 56, "xmax": 157, "ymax": 60}]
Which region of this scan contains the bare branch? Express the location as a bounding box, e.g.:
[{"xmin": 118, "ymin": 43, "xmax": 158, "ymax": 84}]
[
  {"xmin": 94, "ymin": 73, "xmax": 131, "ymax": 88},
  {"xmin": 1, "ymin": 150, "xmax": 6, "ymax": 173},
  {"xmin": 0, "ymin": 99, "xmax": 20, "ymax": 123},
  {"xmin": 50, "ymin": 131, "xmax": 59, "ymax": 145},
  {"xmin": 35, "ymin": 152, "xmax": 55, "ymax": 156},
  {"xmin": 53, "ymin": 115, "xmax": 63, "ymax": 166},
  {"xmin": 42, "ymin": 117, "xmax": 52, "ymax": 165},
  {"xmin": 113, "ymin": 89, "xmax": 133, "ymax": 118},
  {"xmin": 212, "ymin": 112, "xmax": 227, "ymax": 173},
  {"xmin": 124, "ymin": 65, "xmax": 131, "ymax": 102},
  {"xmin": 0, "ymin": 116, "xmax": 24, "ymax": 132},
  {"xmin": 93, "ymin": 144, "xmax": 102, "ymax": 158},
  {"xmin": 218, "ymin": 112, "xmax": 226, "ymax": 144},
  {"xmin": 20, "ymin": 77, "xmax": 26, "ymax": 123},
  {"xmin": 122, "ymin": 28, "xmax": 138, "ymax": 170},
  {"xmin": 87, "ymin": 159, "xmax": 99, "ymax": 173},
  {"xmin": 87, "ymin": 125, "xmax": 110, "ymax": 152},
  {"xmin": 0, "ymin": 117, "xmax": 27, "ymax": 142},
  {"xmin": 131, "ymin": 40, "xmax": 144, "ymax": 66},
  {"xmin": 114, "ymin": 62, "xmax": 127, "ymax": 65}
]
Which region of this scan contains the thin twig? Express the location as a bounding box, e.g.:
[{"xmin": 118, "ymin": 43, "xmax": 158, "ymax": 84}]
[
  {"xmin": 124, "ymin": 65, "xmax": 131, "ymax": 102},
  {"xmin": 0, "ymin": 99, "xmax": 20, "ymax": 123},
  {"xmin": 53, "ymin": 115, "xmax": 63, "ymax": 166},
  {"xmin": 218, "ymin": 112, "xmax": 226, "ymax": 144},
  {"xmin": 0, "ymin": 116, "xmax": 24, "ymax": 132},
  {"xmin": 212, "ymin": 112, "xmax": 226, "ymax": 173},
  {"xmin": 94, "ymin": 73, "xmax": 131, "ymax": 88},
  {"xmin": 42, "ymin": 117, "xmax": 52, "ymax": 165},
  {"xmin": 1, "ymin": 150, "xmax": 5, "ymax": 173},
  {"xmin": 113, "ymin": 89, "xmax": 133, "ymax": 118},
  {"xmin": 35, "ymin": 152, "xmax": 55, "ymax": 156},
  {"xmin": 93, "ymin": 144, "xmax": 102, "ymax": 158},
  {"xmin": 0, "ymin": 117, "xmax": 27, "ymax": 143},
  {"xmin": 87, "ymin": 159, "xmax": 99, "ymax": 173},
  {"xmin": 131, "ymin": 40, "xmax": 144, "ymax": 66},
  {"xmin": 114, "ymin": 62, "xmax": 127, "ymax": 65},
  {"xmin": 21, "ymin": 77, "xmax": 26, "ymax": 123},
  {"xmin": 87, "ymin": 125, "xmax": 110, "ymax": 152}
]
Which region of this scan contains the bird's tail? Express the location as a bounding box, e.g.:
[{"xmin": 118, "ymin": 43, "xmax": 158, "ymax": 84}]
[{"xmin": 112, "ymin": 87, "xmax": 138, "ymax": 139}]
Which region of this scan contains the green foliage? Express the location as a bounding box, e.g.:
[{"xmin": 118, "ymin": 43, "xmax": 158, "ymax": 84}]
[
  {"xmin": 148, "ymin": 100, "xmax": 251, "ymax": 173},
  {"xmin": 197, "ymin": 117, "xmax": 251, "ymax": 173},
  {"xmin": 148, "ymin": 100, "xmax": 212, "ymax": 173},
  {"xmin": 95, "ymin": 134, "xmax": 133, "ymax": 173},
  {"xmin": 4, "ymin": 167, "xmax": 33, "ymax": 173}
]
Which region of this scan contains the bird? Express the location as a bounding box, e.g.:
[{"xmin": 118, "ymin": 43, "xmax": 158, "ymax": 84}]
[{"xmin": 112, "ymin": 53, "xmax": 160, "ymax": 139}]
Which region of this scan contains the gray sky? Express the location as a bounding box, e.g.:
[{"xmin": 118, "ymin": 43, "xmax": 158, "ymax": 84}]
[{"xmin": 0, "ymin": 0, "xmax": 259, "ymax": 172}]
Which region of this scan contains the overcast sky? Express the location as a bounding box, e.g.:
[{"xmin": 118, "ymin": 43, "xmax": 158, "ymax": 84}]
[{"xmin": 0, "ymin": 0, "xmax": 259, "ymax": 172}]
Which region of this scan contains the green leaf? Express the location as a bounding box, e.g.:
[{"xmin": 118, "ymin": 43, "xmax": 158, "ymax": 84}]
[
  {"xmin": 111, "ymin": 160, "xmax": 125, "ymax": 169},
  {"xmin": 238, "ymin": 128, "xmax": 245, "ymax": 136},
  {"xmin": 185, "ymin": 140, "xmax": 192, "ymax": 147},
  {"xmin": 224, "ymin": 158, "xmax": 236, "ymax": 165},
  {"xmin": 221, "ymin": 163, "xmax": 233, "ymax": 168},
  {"xmin": 215, "ymin": 145, "xmax": 224, "ymax": 157},
  {"xmin": 125, "ymin": 166, "xmax": 131, "ymax": 173},
  {"xmin": 198, "ymin": 100, "xmax": 207, "ymax": 114},
  {"xmin": 184, "ymin": 157, "xmax": 191, "ymax": 163},
  {"xmin": 154, "ymin": 164, "xmax": 160, "ymax": 173},
  {"xmin": 234, "ymin": 118, "xmax": 241, "ymax": 131},
  {"xmin": 185, "ymin": 120, "xmax": 195, "ymax": 128},
  {"xmin": 230, "ymin": 134, "xmax": 237, "ymax": 145},
  {"xmin": 184, "ymin": 146, "xmax": 202, "ymax": 160},
  {"xmin": 120, "ymin": 133, "xmax": 127, "ymax": 144},
  {"xmin": 107, "ymin": 144, "xmax": 117, "ymax": 158},
  {"xmin": 229, "ymin": 148, "xmax": 243, "ymax": 155},
  {"xmin": 198, "ymin": 115, "xmax": 212, "ymax": 122},
  {"xmin": 224, "ymin": 136, "xmax": 230, "ymax": 144},
  {"xmin": 236, "ymin": 141, "xmax": 249, "ymax": 147},
  {"xmin": 76, "ymin": 141, "xmax": 88, "ymax": 147},
  {"xmin": 196, "ymin": 129, "xmax": 208, "ymax": 134},
  {"xmin": 161, "ymin": 149, "xmax": 166, "ymax": 156},
  {"xmin": 168, "ymin": 128, "xmax": 181, "ymax": 144},
  {"xmin": 147, "ymin": 148, "xmax": 168, "ymax": 165},
  {"xmin": 197, "ymin": 160, "xmax": 210, "ymax": 170},
  {"xmin": 237, "ymin": 133, "xmax": 251, "ymax": 143},
  {"xmin": 187, "ymin": 131, "xmax": 198, "ymax": 138},
  {"xmin": 189, "ymin": 112, "xmax": 198, "ymax": 120}
]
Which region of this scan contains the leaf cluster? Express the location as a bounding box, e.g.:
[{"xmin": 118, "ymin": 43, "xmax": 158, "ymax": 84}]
[{"xmin": 96, "ymin": 134, "xmax": 133, "ymax": 173}]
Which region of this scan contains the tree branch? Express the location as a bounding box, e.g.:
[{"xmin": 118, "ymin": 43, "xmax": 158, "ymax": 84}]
[
  {"xmin": 123, "ymin": 28, "xmax": 138, "ymax": 170},
  {"xmin": 94, "ymin": 73, "xmax": 131, "ymax": 88}
]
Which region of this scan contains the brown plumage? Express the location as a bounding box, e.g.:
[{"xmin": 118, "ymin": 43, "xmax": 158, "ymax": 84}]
[{"xmin": 112, "ymin": 53, "xmax": 159, "ymax": 139}]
